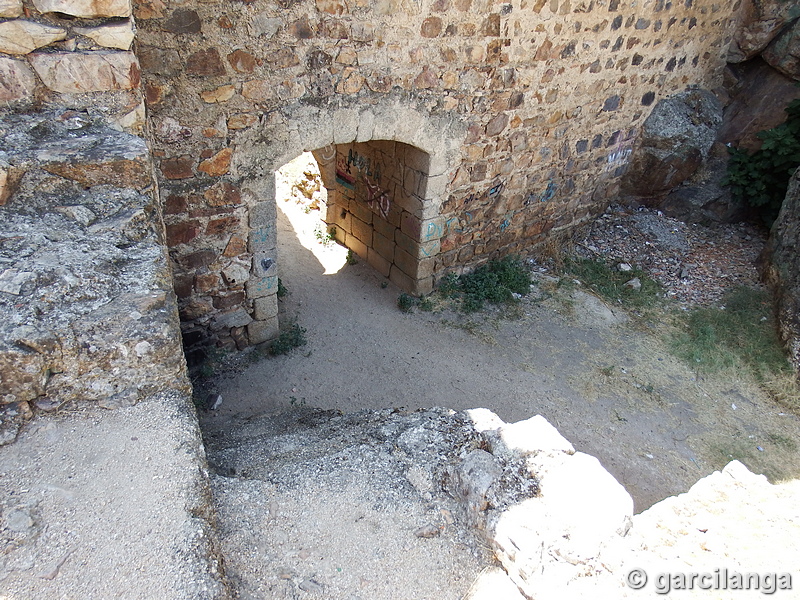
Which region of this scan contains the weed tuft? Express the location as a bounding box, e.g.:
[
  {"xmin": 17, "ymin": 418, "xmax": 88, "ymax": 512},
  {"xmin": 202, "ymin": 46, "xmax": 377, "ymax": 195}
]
[
  {"xmin": 561, "ymin": 257, "xmax": 663, "ymax": 309},
  {"xmin": 670, "ymin": 286, "xmax": 794, "ymax": 385},
  {"xmin": 434, "ymin": 255, "xmax": 533, "ymax": 313},
  {"xmin": 269, "ymin": 323, "xmax": 307, "ymax": 356},
  {"xmin": 397, "ymin": 293, "xmax": 418, "ymax": 313}
]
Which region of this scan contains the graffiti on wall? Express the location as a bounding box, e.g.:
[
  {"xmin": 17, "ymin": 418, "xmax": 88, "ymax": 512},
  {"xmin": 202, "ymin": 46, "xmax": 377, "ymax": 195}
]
[{"xmin": 335, "ymin": 147, "xmax": 392, "ymax": 218}]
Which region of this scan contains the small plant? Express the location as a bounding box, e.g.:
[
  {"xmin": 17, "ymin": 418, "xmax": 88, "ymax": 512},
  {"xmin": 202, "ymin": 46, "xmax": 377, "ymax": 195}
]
[
  {"xmin": 418, "ymin": 296, "xmax": 434, "ymax": 312},
  {"xmin": 346, "ymin": 249, "xmax": 358, "ymax": 265},
  {"xmin": 723, "ymin": 95, "xmax": 800, "ymax": 225},
  {"xmin": 397, "ymin": 293, "xmax": 418, "ymax": 313},
  {"xmin": 277, "ymin": 278, "xmax": 288, "ymax": 299},
  {"xmin": 561, "ymin": 257, "xmax": 663, "ymax": 310},
  {"xmin": 380, "ymin": 281, "xmax": 389, "ymax": 289},
  {"xmin": 314, "ymin": 225, "xmax": 336, "ymax": 245},
  {"xmin": 269, "ymin": 322, "xmax": 307, "ymax": 355},
  {"xmin": 436, "ymin": 255, "xmax": 532, "ymax": 313}
]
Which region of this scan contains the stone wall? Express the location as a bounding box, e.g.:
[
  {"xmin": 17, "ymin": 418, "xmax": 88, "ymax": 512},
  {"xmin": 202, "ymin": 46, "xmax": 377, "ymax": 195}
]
[
  {"xmin": 136, "ymin": 0, "xmax": 741, "ymax": 349},
  {"xmin": 321, "ymin": 140, "xmax": 437, "ymax": 291},
  {"xmin": 0, "ymin": 0, "xmax": 188, "ymax": 425}
]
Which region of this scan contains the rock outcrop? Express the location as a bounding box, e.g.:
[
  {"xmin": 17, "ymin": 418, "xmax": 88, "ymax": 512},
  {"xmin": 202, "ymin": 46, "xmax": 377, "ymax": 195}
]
[
  {"xmin": 765, "ymin": 167, "xmax": 800, "ymax": 373},
  {"xmin": 621, "ymin": 89, "xmax": 723, "ymax": 200}
]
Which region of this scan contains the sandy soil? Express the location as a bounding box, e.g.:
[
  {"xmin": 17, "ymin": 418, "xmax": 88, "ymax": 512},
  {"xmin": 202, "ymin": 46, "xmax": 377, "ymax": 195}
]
[{"xmin": 200, "ymin": 156, "xmax": 800, "ymax": 514}]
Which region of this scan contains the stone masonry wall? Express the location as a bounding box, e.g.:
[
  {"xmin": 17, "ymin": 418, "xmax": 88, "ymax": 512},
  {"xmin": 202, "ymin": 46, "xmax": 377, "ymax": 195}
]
[
  {"xmin": 136, "ymin": 0, "xmax": 740, "ymax": 350},
  {"xmin": 324, "ymin": 140, "xmax": 435, "ymax": 289},
  {"xmin": 0, "ymin": 0, "xmax": 189, "ymax": 425}
]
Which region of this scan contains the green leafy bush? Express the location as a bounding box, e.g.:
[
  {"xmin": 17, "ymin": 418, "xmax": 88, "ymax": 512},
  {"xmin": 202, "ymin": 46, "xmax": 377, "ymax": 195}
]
[
  {"xmin": 724, "ymin": 96, "xmax": 800, "ymax": 224},
  {"xmin": 451, "ymin": 255, "xmax": 533, "ymax": 313},
  {"xmin": 562, "ymin": 257, "xmax": 663, "ymax": 309}
]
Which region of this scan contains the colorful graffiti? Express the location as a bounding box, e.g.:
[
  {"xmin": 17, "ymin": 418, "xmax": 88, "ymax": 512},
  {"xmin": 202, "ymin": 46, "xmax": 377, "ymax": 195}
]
[{"xmin": 335, "ymin": 146, "xmax": 392, "ymax": 218}]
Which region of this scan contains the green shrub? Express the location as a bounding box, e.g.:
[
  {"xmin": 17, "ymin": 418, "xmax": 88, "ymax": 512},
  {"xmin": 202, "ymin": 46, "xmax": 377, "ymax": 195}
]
[
  {"xmin": 397, "ymin": 293, "xmax": 418, "ymax": 313},
  {"xmin": 455, "ymin": 255, "xmax": 533, "ymax": 313},
  {"xmin": 724, "ymin": 96, "xmax": 800, "ymax": 225}
]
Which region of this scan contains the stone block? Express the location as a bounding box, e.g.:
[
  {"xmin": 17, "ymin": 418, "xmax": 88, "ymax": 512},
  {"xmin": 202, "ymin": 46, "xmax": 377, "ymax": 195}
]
[
  {"xmin": 350, "ymin": 215, "xmax": 372, "ymax": 246},
  {"xmin": 0, "ymin": 56, "xmax": 35, "ymax": 103},
  {"xmin": 348, "ymin": 199, "xmax": 373, "ymax": 224},
  {"xmin": 0, "ymin": 21, "xmax": 67, "ymax": 55},
  {"xmin": 253, "ymin": 294, "xmax": 278, "ymax": 320},
  {"xmin": 333, "ymin": 109, "xmax": 359, "ymax": 145},
  {"xmin": 393, "ymin": 246, "xmax": 417, "ymax": 278},
  {"xmin": 246, "ymin": 275, "xmax": 278, "ymax": 299},
  {"xmin": 372, "ymin": 214, "xmax": 395, "ymax": 240},
  {"xmin": 29, "ymin": 51, "xmax": 140, "ymax": 93},
  {"xmin": 389, "ymin": 264, "xmax": 415, "ymax": 293},
  {"xmin": 252, "ymin": 251, "xmax": 278, "ymax": 278},
  {"xmin": 210, "ymin": 307, "xmax": 252, "ymax": 331},
  {"xmin": 347, "ymin": 234, "xmax": 368, "ymax": 259},
  {"xmin": 372, "ymin": 230, "xmax": 394, "ymax": 260},
  {"xmin": 0, "ymin": 0, "xmax": 22, "ymax": 17},
  {"xmin": 248, "ymin": 317, "xmax": 279, "ymax": 344},
  {"xmin": 198, "ymin": 148, "xmax": 232, "ymax": 177},
  {"xmin": 499, "ymin": 415, "xmax": 576, "ymax": 456},
  {"xmin": 75, "ymin": 20, "xmax": 135, "ymax": 50},
  {"xmin": 33, "ymin": 0, "xmax": 131, "ymax": 18},
  {"xmin": 36, "ymin": 131, "xmax": 152, "ymax": 190},
  {"xmin": 248, "ymin": 200, "xmax": 277, "ymax": 231},
  {"xmin": 367, "ymin": 247, "xmax": 391, "ymax": 277}
]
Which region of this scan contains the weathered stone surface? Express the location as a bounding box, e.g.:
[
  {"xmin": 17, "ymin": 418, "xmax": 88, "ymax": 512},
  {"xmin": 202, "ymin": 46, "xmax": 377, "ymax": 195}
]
[
  {"xmin": 0, "ymin": 162, "xmax": 24, "ymax": 206},
  {"xmin": 719, "ymin": 59, "xmax": 800, "ymax": 151},
  {"xmin": 0, "ymin": 56, "xmax": 35, "ymax": 103},
  {"xmin": 766, "ymin": 167, "xmax": 800, "ymax": 373},
  {"xmin": 29, "ymin": 51, "xmax": 140, "ymax": 93},
  {"xmin": 137, "ymin": 45, "xmax": 180, "ymax": 76},
  {"xmin": 0, "ymin": 21, "xmax": 66, "ymax": 55},
  {"xmin": 75, "ymin": 20, "xmax": 135, "ymax": 50},
  {"xmin": 763, "ymin": 17, "xmax": 800, "ymax": 80},
  {"xmin": 35, "ymin": 131, "xmax": 151, "ymax": 190},
  {"xmin": 186, "ymin": 48, "xmax": 226, "ymax": 77},
  {"xmin": 198, "ymin": 148, "xmax": 232, "ymax": 176},
  {"xmin": 200, "ymin": 84, "xmax": 235, "ymax": 103},
  {"xmin": 0, "ymin": 0, "xmax": 22, "ymax": 17},
  {"xmin": 622, "ymin": 89, "xmax": 722, "ymax": 197},
  {"xmin": 33, "ymin": 0, "xmax": 131, "ymax": 18},
  {"xmin": 0, "ymin": 111, "xmax": 188, "ymax": 408},
  {"xmin": 163, "ymin": 8, "xmax": 201, "ymax": 34},
  {"xmin": 728, "ymin": 0, "xmax": 800, "ymax": 63}
]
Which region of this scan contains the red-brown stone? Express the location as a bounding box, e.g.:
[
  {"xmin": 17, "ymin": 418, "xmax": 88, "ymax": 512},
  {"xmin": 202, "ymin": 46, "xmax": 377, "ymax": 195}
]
[{"xmin": 160, "ymin": 156, "xmax": 194, "ymax": 179}]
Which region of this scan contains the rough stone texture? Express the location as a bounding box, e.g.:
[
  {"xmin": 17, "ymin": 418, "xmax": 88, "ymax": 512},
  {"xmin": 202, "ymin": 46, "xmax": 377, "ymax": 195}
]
[
  {"xmin": 75, "ymin": 20, "xmax": 135, "ymax": 50},
  {"xmin": 765, "ymin": 167, "xmax": 800, "ymax": 373},
  {"xmin": 719, "ymin": 58, "xmax": 800, "ymax": 151},
  {"xmin": 621, "ymin": 89, "xmax": 722, "ymax": 199},
  {"xmin": 32, "ymin": 0, "xmax": 131, "ymax": 18},
  {"xmin": 0, "ymin": 0, "xmax": 23, "ymax": 18},
  {"xmin": 0, "ymin": 111, "xmax": 187, "ymax": 412},
  {"xmin": 0, "ymin": 56, "xmax": 36, "ymax": 104},
  {"xmin": 762, "ymin": 15, "xmax": 800, "ymax": 80},
  {"xmin": 29, "ymin": 51, "xmax": 140, "ymax": 93},
  {"xmin": 0, "ymin": 392, "xmax": 230, "ymax": 598},
  {"xmin": 728, "ymin": 0, "xmax": 800, "ymax": 63},
  {"xmin": 0, "ymin": 20, "xmax": 67, "ymax": 55}
]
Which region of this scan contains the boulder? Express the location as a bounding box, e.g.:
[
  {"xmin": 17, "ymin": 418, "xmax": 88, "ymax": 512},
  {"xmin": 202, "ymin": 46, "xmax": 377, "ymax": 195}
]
[
  {"xmin": 728, "ymin": 0, "xmax": 800, "ymax": 63},
  {"xmin": 719, "ymin": 58, "xmax": 800, "ymax": 151},
  {"xmin": 763, "ymin": 16, "xmax": 800, "ymax": 80},
  {"xmin": 621, "ymin": 89, "xmax": 722, "ymax": 198},
  {"xmin": 765, "ymin": 166, "xmax": 800, "ymax": 373}
]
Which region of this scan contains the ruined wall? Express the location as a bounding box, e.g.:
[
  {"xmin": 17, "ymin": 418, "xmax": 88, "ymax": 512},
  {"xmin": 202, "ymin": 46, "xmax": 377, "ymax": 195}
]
[
  {"xmin": 136, "ymin": 0, "xmax": 740, "ymax": 350},
  {"xmin": 0, "ymin": 0, "xmax": 189, "ymax": 424}
]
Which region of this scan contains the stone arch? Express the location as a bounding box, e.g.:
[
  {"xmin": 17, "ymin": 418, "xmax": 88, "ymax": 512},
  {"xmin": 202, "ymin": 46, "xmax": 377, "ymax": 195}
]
[{"xmin": 231, "ymin": 96, "xmax": 466, "ymax": 344}]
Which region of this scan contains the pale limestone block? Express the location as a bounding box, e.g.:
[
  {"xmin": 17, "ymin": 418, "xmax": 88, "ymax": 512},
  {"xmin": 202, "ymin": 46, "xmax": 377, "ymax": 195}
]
[
  {"xmin": 248, "ymin": 317, "xmax": 279, "ymax": 344},
  {"xmin": 75, "ymin": 20, "xmax": 135, "ymax": 50},
  {"xmin": 0, "ymin": 0, "xmax": 23, "ymax": 18},
  {"xmin": 29, "ymin": 51, "xmax": 139, "ymax": 93},
  {"xmin": 0, "ymin": 56, "xmax": 36, "ymax": 103},
  {"xmin": 112, "ymin": 100, "xmax": 146, "ymax": 134},
  {"xmin": 355, "ymin": 109, "xmax": 375, "ymax": 143},
  {"xmin": 33, "ymin": 0, "xmax": 131, "ymax": 18},
  {"xmin": 332, "ymin": 108, "xmax": 358, "ymax": 145},
  {"xmin": 0, "ymin": 21, "xmax": 67, "ymax": 55},
  {"xmin": 499, "ymin": 414, "xmax": 576, "ymax": 455}
]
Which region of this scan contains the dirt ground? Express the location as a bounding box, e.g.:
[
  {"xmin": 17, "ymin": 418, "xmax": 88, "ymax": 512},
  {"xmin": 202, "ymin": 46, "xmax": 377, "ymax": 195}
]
[{"xmin": 200, "ymin": 156, "xmax": 800, "ymax": 514}]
